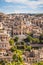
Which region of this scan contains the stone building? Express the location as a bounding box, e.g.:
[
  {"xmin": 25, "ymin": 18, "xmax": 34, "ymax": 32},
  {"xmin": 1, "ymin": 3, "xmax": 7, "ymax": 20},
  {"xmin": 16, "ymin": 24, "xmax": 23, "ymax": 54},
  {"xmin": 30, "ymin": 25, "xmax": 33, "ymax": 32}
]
[
  {"xmin": 0, "ymin": 22, "xmax": 12, "ymax": 61},
  {"xmin": 13, "ymin": 18, "xmax": 32, "ymax": 36}
]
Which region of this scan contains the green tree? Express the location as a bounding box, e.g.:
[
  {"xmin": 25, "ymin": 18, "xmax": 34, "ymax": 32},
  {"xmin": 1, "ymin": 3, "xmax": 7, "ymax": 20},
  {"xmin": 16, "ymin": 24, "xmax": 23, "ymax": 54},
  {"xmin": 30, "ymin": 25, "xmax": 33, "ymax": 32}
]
[
  {"xmin": 39, "ymin": 34, "xmax": 43, "ymax": 44},
  {"xmin": 26, "ymin": 35, "xmax": 33, "ymax": 43},
  {"xmin": 10, "ymin": 47, "xmax": 15, "ymax": 52},
  {"xmin": 9, "ymin": 38, "xmax": 14, "ymax": 45},
  {"xmin": 40, "ymin": 40, "xmax": 43, "ymax": 43},
  {"xmin": 26, "ymin": 46, "xmax": 32, "ymax": 51},
  {"xmin": 32, "ymin": 38, "xmax": 40, "ymax": 44},
  {"xmin": 13, "ymin": 54, "xmax": 23, "ymax": 62},
  {"xmin": 14, "ymin": 37, "xmax": 19, "ymax": 42},
  {"xmin": 27, "ymin": 32, "xmax": 33, "ymax": 37},
  {"xmin": 13, "ymin": 49, "xmax": 23, "ymax": 63}
]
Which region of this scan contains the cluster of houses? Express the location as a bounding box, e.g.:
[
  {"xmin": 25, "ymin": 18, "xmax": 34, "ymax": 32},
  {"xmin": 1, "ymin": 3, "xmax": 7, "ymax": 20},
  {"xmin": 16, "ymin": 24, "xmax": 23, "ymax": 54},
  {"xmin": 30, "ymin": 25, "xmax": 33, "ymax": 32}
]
[
  {"xmin": 0, "ymin": 22, "xmax": 12, "ymax": 61},
  {"xmin": 0, "ymin": 13, "xmax": 43, "ymax": 64},
  {"xmin": 23, "ymin": 48, "xmax": 43, "ymax": 65},
  {"xmin": 0, "ymin": 13, "xmax": 43, "ymax": 38}
]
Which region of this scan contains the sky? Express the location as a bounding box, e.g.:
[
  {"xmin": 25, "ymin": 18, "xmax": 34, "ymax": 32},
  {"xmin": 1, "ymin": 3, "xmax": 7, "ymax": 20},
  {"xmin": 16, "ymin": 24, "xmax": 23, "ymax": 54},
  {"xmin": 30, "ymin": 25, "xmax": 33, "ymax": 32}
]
[{"xmin": 0, "ymin": 0, "xmax": 43, "ymax": 14}]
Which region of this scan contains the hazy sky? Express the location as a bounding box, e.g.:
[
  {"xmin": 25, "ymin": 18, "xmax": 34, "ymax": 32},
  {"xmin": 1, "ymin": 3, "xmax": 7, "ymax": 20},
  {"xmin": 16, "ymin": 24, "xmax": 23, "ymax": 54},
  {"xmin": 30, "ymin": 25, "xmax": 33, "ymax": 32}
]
[{"xmin": 0, "ymin": 0, "xmax": 43, "ymax": 14}]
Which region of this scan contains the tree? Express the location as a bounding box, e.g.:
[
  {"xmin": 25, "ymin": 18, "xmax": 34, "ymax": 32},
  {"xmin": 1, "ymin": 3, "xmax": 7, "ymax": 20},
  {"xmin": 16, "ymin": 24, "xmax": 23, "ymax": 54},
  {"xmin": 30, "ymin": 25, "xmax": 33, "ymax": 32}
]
[
  {"xmin": 26, "ymin": 35, "xmax": 33, "ymax": 43},
  {"xmin": 13, "ymin": 54, "xmax": 18, "ymax": 61},
  {"xmin": 27, "ymin": 32, "xmax": 33, "ymax": 37},
  {"xmin": 32, "ymin": 38, "xmax": 40, "ymax": 44},
  {"xmin": 13, "ymin": 53, "xmax": 23, "ymax": 62},
  {"xmin": 40, "ymin": 40, "xmax": 43, "ymax": 44},
  {"xmin": 10, "ymin": 47, "xmax": 15, "ymax": 52},
  {"xmin": 14, "ymin": 37, "xmax": 19, "ymax": 42},
  {"xmin": 21, "ymin": 41, "xmax": 25, "ymax": 45},
  {"xmin": 32, "ymin": 62, "xmax": 43, "ymax": 65},
  {"xmin": 39, "ymin": 34, "xmax": 43, "ymax": 44},
  {"xmin": 9, "ymin": 38, "xmax": 14, "ymax": 45},
  {"xmin": 26, "ymin": 46, "xmax": 32, "ymax": 51},
  {"xmin": 6, "ymin": 62, "xmax": 15, "ymax": 65},
  {"xmin": 13, "ymin": 49, "xmax": 23, "ymax": 63},
  {"xmin": 15, "ymin": 50, "xmax": 23, "ymax": 55},
  {"xmin": 10, "ymin": 45, "xmax": 17, "ymax": 52}
]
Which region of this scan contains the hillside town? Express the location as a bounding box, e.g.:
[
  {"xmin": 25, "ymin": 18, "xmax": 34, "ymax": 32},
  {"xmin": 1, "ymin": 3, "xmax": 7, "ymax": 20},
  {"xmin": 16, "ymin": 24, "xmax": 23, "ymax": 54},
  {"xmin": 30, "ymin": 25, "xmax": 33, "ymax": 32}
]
[{"xmin": 0, "ymin": 13, "xmax": 43, "ymax": 65}]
